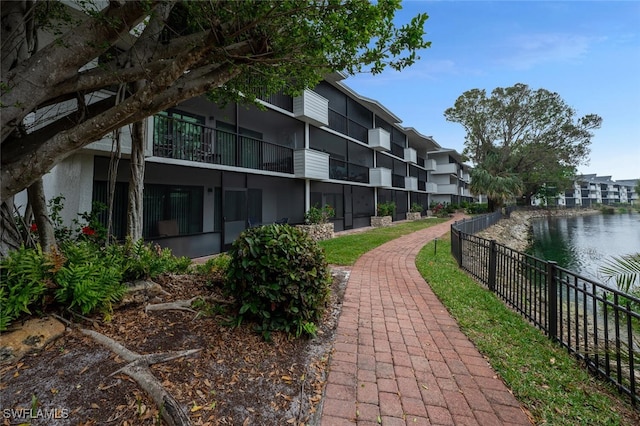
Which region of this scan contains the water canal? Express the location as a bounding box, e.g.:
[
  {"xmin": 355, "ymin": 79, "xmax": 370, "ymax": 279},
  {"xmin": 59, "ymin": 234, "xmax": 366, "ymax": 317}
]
[{"xmin": 528, "ymin": 211, "xmax": 640, "ymax": 288}]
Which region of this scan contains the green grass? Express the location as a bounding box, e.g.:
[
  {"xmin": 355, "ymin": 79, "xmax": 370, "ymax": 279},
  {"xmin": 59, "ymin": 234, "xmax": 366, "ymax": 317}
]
[
  {"xmin": 416, "ymin": 234, "xmax": 639, "ymax": 425},
  {"xmin": 318, "ymin": 218, "xmax": 447, "ymax": 265}
]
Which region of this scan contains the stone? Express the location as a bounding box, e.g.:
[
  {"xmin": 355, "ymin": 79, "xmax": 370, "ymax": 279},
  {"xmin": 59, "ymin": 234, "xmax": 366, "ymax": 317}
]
[
  {"xmin": 296, "ymin": 223, "xmax": 335, "ymax": 241},
  {"xmin": 0, "ymin": 317, "xmax": 66, "ymax": 364},
  {"xmin": 371, "ymin": 216, "xmax": 392, "ymax": 227}
]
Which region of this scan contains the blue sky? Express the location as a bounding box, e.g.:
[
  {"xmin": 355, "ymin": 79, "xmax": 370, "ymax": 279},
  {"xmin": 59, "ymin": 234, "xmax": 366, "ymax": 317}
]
[{"xmin": 345, "ymin": 1, "xmax": 640, "ymax": 180}]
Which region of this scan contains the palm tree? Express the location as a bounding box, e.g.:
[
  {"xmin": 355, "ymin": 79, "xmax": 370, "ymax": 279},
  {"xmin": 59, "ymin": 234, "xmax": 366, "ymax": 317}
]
[
  {"xmin": 469, "ymin": 168, "xmax": 523, "ymax": 212},
  {"xmin": 599, "ymin": 253, "xmax": 640, "ymax": 293}
]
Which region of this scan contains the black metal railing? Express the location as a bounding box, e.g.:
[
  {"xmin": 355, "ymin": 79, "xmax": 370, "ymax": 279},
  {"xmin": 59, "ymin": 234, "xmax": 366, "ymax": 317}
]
[
  {"xmin": 451, "ymin": 213, "xmax": 640, "ymax": 405},
  {"xmin": 153, "ymin": 116, "xmax": 294, "ymax": 174},
  {"xmin": 327, "ymin": 110, "xmax": 368, "ymax": 143}
]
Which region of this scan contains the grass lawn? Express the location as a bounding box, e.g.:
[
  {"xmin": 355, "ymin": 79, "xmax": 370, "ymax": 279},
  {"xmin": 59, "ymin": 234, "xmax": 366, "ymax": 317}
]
[
  {"xmin": 318, "ymin": 217, "xmax": 447, "ymax": 265},
  {"xmin": 416, "ymin": 234, "xmax": 639, "ymax": 425}
]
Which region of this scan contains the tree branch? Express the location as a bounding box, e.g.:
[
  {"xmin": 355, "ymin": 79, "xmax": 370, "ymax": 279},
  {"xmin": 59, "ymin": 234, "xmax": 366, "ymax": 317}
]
[{"xmin": 1, "ymin": 1, "xmax": 157, "ymax": 143}]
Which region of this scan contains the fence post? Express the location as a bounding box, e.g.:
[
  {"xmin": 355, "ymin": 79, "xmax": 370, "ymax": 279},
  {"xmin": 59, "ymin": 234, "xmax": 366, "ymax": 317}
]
[
  {"xmin": 488, "ymin": 240, "xmax": 497, "ymax": 292},
  {"xmin": 457, "ymin": 224, "xmax": 463, "ymax": 267},
  {"xmin": 547, "ymin": 261, "xmax": 558, "ymax": 341}
]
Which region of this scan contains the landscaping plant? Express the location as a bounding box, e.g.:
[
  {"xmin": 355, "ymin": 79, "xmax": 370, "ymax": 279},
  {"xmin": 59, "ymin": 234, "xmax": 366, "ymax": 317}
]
[
  {"xmin": 224, "ymin": 224, "xmax": 332, "ymax": 340},
  {"xmin": 304, "ymin": 204, "xmax": 335, "ymax": 224},
  {"xmin": 376, "ymin": 201, "xmax": 395, "ymax": 217}
]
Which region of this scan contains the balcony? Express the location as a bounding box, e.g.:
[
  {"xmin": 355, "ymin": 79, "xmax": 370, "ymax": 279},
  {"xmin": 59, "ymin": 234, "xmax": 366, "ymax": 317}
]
[
  {"xmin": 294, "ymin": 149, "xmax": 329, "ymax": 180},
  {"xmin": 369, "ymin": 167, "xmax": 392, "ymax": 187},
  {"xmin": 405, "ymin": 176, "xmax": 418, "ymax": 191},
  {"xmin": 153, "ymin": 115, "xmax": 294, "ymax": 174},
  {"xmin": 293, "ymin": 90, "xmax": 329, "ymax": 127},
  {"xmin": 437, "ymin": 184, "xmax": 458, "ymax": 195},
  {"xmin": 392, "ymin": 174, "xmax": 405, "ymax": 188},
  {"xmin": 368, "ymin": 128, "xmax": 390, "ymax": 152},
  {"xmin": 404, "ymin": 148, "xmax": 417, "ymax": 164},
  {"xmin": 327, "ymin": 110, "xmax": 369, "ymax": 143},
  {"xmin": 432, "ymin": 163, "xmax": 458, "ymax": 175},
  {"xmin": 329, "ymin": 158, "xmax": 369, "ymax": 183},
  {"xmin": 424, "ymin": 159, "xmax": 437, "ymax": 171},
  {"xmin": 424, "ymin": 182, "xmax": 437, "ymax": 193}
]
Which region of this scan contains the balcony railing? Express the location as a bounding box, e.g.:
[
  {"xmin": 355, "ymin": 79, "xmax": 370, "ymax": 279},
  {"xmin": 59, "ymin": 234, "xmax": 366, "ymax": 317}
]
[
  {"xmin": 153, "ymin": 116, "xmax": 293, "ymax": 174},
  {"xmin": 329, "ymin": 158, "xmax": 369, "ymax": 183},
  {"xmin": 392, "ymin": 173, "xmax": 405, "ymax": 188},
  {"xmin": 328, "ymin": 110, "xmax": 368, "ymax": 143}
]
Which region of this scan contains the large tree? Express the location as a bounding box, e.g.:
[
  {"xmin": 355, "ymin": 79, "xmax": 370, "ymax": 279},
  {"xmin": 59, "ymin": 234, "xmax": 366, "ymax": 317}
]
[
  {"xmin": 444, "ymin": 83, "xmax": 602, "ymax": 209},
  {"xmin": 1, "ymin": 0, "xmax": 429, "ymax": 203}
]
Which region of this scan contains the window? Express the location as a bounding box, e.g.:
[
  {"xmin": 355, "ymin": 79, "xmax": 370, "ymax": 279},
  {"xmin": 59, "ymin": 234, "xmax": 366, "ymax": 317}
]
[
  {"xmin": 92, "ymin": 181, "xmax": 129, "ymax": 239},
  {"xmin": 143, "ymin": 184, "xmax": 203, "ymax": 237}
]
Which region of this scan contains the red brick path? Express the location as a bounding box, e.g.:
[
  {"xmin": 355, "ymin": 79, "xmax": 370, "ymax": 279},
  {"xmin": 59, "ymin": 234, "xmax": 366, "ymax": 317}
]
[{"xmin": 319, "ymin": 215, "xmax": 532, "ymax": 425}]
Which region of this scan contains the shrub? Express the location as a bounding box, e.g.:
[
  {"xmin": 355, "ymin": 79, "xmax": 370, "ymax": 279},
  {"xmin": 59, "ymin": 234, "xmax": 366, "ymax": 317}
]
[
  {"xmin": 224, "ymin": 224, "xmax": 332, "ymax": 340},
  {"xmin": 196, "ymin": 253, "xmax": 231, "ymax": 285},
  {"xmin": 0, "ymin": 235, "xmax": 190, "ymax": 329},
  {"xmin": 377, "ymin": 201, "xmax": 396, "ymax": 217},
  {"xmin": 304, "ymin": 204, "xmax": 335, "ymax": 224},
  {"xmin": 0, "ymin": 246, "xmax": 49, "ymax": 331},
  {"xmin": 465, "ymin": 203, "xmax": 489, "ymax": 215},
  {"xmin": 106, "ymin": 238, "xmax": 191, "ymax": 281},
  {"xmin": 54, "ymin": 241, "xmax": 125, "ymax": 315},
  {"xmin": 410, "ymin": 203, "xmax": 423, "ymax": 213}
]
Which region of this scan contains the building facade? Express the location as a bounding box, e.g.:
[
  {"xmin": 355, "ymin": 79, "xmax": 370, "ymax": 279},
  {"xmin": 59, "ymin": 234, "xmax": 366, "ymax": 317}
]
[
  {"xmin": 531, "ymin": 174, "xmax": 639, "ymax": 207},
  {"xmin": 16, "ymin": 74, "xmax": 475, "ymax": 257}
]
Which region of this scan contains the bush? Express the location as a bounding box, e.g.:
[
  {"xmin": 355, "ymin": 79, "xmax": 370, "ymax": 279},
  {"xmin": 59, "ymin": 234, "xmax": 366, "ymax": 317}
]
[
  {"xmin": 0, "ymin": 237, "xmax": 190, "ymax": 330},
  {"xmin": 304, "ymin": 204, "xmax": 335, "ymax": 224},
  {"xmin": 105, "ymin": 238, "xmax": 192, "ymax": 281},
  {"xmin": 465, "ymin": 203, "xmax": 489, "ymax": 214},
  {"xmin": 377, "ymin": 201, "xmax": 396, "ymax": 217},
  {"xmin": 224, "ymin": 224, "xmax": 332, "ymax": 339},
  {"xmin": 54, "ymin": 241, "xmax": 125, "ymax": 316},
  {"xmin": 410, "ymin": 202, "xmax": 423, "ymax": 213},
  {"xmin": 196, "ymin": 253, "xmax": 231, "ymax": 285},
  {"xmin": 0, "ymin": 246, "xmax": 48, "ymax": 331}
]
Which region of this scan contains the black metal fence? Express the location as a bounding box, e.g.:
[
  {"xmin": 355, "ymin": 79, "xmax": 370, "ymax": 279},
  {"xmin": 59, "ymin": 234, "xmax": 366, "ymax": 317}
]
[{"xmin": 451, "ymin": 212, "xmax": 640, "ymax": 405}]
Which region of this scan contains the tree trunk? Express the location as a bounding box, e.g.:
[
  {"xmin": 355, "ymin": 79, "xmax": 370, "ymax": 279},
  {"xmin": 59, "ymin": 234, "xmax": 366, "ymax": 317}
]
[
  {"xmin": 127, "ymin": 118, "xmax": 146, "ymax": 241},
  {"xmin": 0, "ymin": 199, "xmax": 22, "ymax": 257},
  {"xmin": 27, "ymin": 178, "xmax": 56, "ymax": 252},
  {"xmin": 488, "ymin": 197, "xmax": 497, "ymax": 213}
]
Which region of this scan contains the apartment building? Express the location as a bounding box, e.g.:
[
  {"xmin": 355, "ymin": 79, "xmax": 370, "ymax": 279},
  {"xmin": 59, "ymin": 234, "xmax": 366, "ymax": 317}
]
[
  {"xmin": 18, "ymin": 72, "xmax": 475, "ymax": 257},
  {"xmin": 532, "ymin": 174, "xmax": 639, "ymax": 207},
  {"xmin": 428, "ymin": 149, "xmax": 472, "ymax": 206}
]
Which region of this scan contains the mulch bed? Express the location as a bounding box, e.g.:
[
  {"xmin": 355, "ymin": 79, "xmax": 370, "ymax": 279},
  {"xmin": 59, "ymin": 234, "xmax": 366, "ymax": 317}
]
[{"xmin": 0, "ymin": 268, "xmax": 349, "ymax": 425}]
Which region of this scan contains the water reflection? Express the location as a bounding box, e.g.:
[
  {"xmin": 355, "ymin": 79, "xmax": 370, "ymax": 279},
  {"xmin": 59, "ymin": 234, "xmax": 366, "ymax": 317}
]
[{"xmin": 528, "ymin": 212, "xmax": 640, "ymax": 287}]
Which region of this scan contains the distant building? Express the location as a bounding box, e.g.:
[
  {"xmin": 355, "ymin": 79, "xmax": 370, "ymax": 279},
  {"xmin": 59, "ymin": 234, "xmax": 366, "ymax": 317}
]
[{"xmin": 531, "ymin": 174, "xmax": 639, "ymax": 207}]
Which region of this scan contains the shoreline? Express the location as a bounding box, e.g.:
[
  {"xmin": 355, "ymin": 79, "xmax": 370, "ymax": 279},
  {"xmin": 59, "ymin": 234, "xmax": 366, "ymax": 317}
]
[{"xmin": 475, "ymin": 208, "xmax": 601, "ymax": 252}]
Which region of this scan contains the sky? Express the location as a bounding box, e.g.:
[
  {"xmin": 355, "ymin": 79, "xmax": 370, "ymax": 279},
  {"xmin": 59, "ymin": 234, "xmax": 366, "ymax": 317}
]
[{"xmin": 344, "ymin": 0, "xmax": 640, "ymax": 181}]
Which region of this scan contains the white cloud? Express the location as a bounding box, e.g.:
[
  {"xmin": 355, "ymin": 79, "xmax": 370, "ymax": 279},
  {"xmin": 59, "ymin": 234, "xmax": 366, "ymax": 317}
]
[
  {"xmin": 348, "ymin": 58, "xmax": 483, "ymax": 87},
  {"xmin": 497, "ymin": 33, "xmax": 602, "ymax": 70}
]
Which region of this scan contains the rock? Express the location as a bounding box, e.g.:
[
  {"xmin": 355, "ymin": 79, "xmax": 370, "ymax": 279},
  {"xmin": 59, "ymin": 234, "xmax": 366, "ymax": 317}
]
[
  {"xmin": 0, "ymin": 317, "xmax": 66, "ymax": 364},
  {"xmin": 296, "ymin": 223, "xmax": 335, "ymax": 241}
]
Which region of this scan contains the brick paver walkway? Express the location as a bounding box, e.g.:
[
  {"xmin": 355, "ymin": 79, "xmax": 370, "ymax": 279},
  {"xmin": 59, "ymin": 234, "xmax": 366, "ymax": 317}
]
[{"xmin": 319, "ymin": 215, "xmax": 532, "ymax": 425}]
